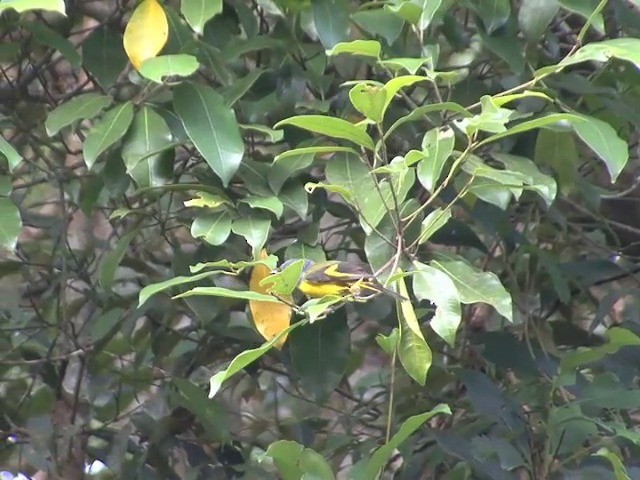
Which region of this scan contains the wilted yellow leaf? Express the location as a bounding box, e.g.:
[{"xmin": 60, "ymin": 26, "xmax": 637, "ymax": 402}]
[
  {"xmin": 249, "ymin": 250, "xmax": 292, "ymax": 349},
  {"xmin": 123, "ymin": 0, "xmax": 169, "ymax": 70}
]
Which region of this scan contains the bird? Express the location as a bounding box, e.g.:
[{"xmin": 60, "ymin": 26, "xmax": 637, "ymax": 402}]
[{"xmin": 275, "ymin": 259, "xmax": 405, "ymax": 300}]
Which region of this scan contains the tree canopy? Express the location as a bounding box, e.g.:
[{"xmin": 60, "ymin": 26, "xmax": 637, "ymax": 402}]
[{"xmin": 3, "ymin": 0, "xmax": 640, "ymax": 479}]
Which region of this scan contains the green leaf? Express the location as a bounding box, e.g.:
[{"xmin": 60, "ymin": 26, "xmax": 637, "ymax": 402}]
[
  {"xmin": 299, "ymin": 296, "xmax": 346, "ymax": 324},
  {"xmin": 259, "ymin": 259, "xmax": 305, "ymax": 296},
  {"xmin": 24, "ymin": 22, "xmax": 81, "ymax": 66},
  {"xmin": 121, "ymin": 106, "xmax": 174, "ymax": 172},
  {"xmin": 279, "ymin": 180, "xmax": 309, "ymax": 219},
  {"xmin": 240, "ymin": 195, "xmax": 284, "ymax": 218},
  {"xmin": 378, "ymin": 57, "xmax": 432, "ymax": 75},
  {"xmin": 222, "ymin": 69, "xmax": 266, "ymax": 108},
  {"xmin": 208, "ymin": 322, "xmax": 304, "ymax": 398},
  {"xmin": 45, "ymin": 93, "xmax": 112, "ymax": 136},
  {"xmin": 376, "ymin": 328, "xmax": 399, "ymax": 355},
  {"xmin": 384, "ymin": 1, "xmax": 422, "ymax": 24},
  {"xmin": 181, "ymin": 0, "xmax": 222, "ymax": 34},
  {"xmin": 475, "ymin": 0, "xmax": 511, "ymax": 34},
  {"xmin": 352, "ymin": 9, "xmax": 404, "ymax": 45},
  {"xmin": 325, "ymin": 152, "xmax": 391, "ymax": 234},
  {"xmin": 326, "ymin": 39, "xmax": 381, "ymax": 59},
  {"xmin": 173, "ymin": 83, "xmax": 245, "ymax": 186},
  {"xmin": 231, "ymin": 213, "xmax": 271, "ymax": 258},
  {"xmin": 478, "ymin": 113, "xmax": 628, "ymax": 182},
  {"xmin": 82, "ymin": 26, "xmax": 128, "ymax": 89},
  {"xmin": 594, "ymin": 448, "xmax": 631, "ymax": 480},
  {"xmin": 83, "ymin": 102, "xmax": 134, "ymax": 169},
  {"xmin": 0, "ymin": 198, "xmax": 21, "ymax": 251},
  {"xmin": 190, "ymin": 257, "xmax": 278, "ymax": 274},
  {"xmin": 273, "ymin": 146, "xmax": 358, "ymax": 163},
  {"xmin": 416, "ymin": 126, "xmax": 455, "ymax": 192},
  {"xmin": 171, "ymin": 378, "xmax": 229, "ymax": 442},
  {"xmin": 491, "ymin": 153, "xmax": 557, "ymax": 206},
  {"xmin": 191, "ymin": 211, "xmax": 232, "ymax": 246},
  {"xmin": 413, "ymin": 262, "xmax": 461, "ymax": 346},
  {"xmin": 349, "ymin": 83, "xmax": 387, "ymax": 123},
  {"xmin": 418, "ymin": 208, "xmax": 451, "ymax": 245},
  {"xmin": 365, "ymin": 200, "xmax": 420, "ymax": 281},
  {"xmin": 176, "ymin": 286, "xmax": 283, "ymax": 303},
  {"xmin": 559, "ymin": 0, "xmax": 604, "ymax": 33},
  {"xmin": 128, "ymin": 149, "xmax": 174, "ymax": 188},
  {"xmin": 312, "ymin": 0, "xmax": 350, "ymax": 49},
  {"xmin": 239, "ymin": 123, "xmax": 283, "ymax": 143},
  {"xmin": 518, "ymin": 0, "xmax": 560, "ymax": 42},
  {"xmin": 463, "ymin": 155, "xmax": 532, "ymax": 199},
  {"xmin": 265, "ymin": 441, "xmax": 304, "ymax": 480},
  {"xmin": 385, "ymin": 102, "xmax": 470, "ymax": 139},
  {"xmin": 364, "ymin": 404, "xmax": 451, "ymax": 478},
  {"xmin": 269, "ymin": 151, "xmax": 316, "ymax": 194},
  {"xmin": 457, "ymin": 95, "xmax": 517, "ymax": 135},
  {"xmin": 275, "ymin": 115, "xmax": 375, "ymax": 150},
  {"xmin": 299, "ymin": 448, "xmax": 335, "ymax": 479},
  {"xmin": 223, "ymin": 36, "xmax": 286, "ymax": 60},
  {"xmin": 138, "ymin": 270, "xmax": 222, "ymax": 307},
  {"xmin": 467, "ymin": 176, "xmax": 514, "ymax": 210},
  {"xmin": 570, "ymin": 113, "xmax": 628, "ymax": 183},
  {"xmin": 479, "ymin": 21, "xmax": 526, "ymax": 74},
  {"xmin": 0, "ymin": 0, "xmax": 65, "ymax": 14},
  {"xmin": 431, "ymin": 254, "xmax": 513, "ymax": 321},
  {"xmin": 534, "ymin": 129, "xmax": 578, "ymax": 195},
  {"xmin": 561, "ymin": 327, "xmax": 640, "ymax": 372},
  {"xmin": 382, "ymin": 75, "xmax": 428, "ymax": 119},
  {"xmin": 289, "ymin": 310, "xmax": 350, "ymax": 402},
  {"xmin": 139, "ymin": 54, "xmax": 199, "ymax": 83},
  {"xmin": 99, "ymin": 228, "xmax": 138, "ymax": 290},
  {"xmin": 0, "ymin": 135, "xmax": 22, "ymax": 171},
  {"xmin": 417, "ymin": 0, "xmax": 444, "ymax": 31},
  {"xmin": 265, "ymin": 441, "xmax": 335, "ymax": 480},
  {"xmin": 396, "ymin": 275, "xmax": 432, "ymax": 385},
  {"xmin": 536, "ymin": 38, "xmax": 640, "ymax": 77},
  {"xmin": 285, "ymin": 243, "xmax": 326, "ymax": 264}
]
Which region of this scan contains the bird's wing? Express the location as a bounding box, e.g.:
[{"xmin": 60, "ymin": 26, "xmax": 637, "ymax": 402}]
[{"xmin": 304, "ymin": 261, "xmax": 374, "ymax": 285}]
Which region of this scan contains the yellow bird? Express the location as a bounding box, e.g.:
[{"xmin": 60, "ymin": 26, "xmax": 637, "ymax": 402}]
[{"xmin": 276, "ymin": 259, "xmax": 404, "ymax": 300}]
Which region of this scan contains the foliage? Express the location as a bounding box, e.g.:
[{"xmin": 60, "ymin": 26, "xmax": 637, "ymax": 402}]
[{"xmin": 2, "ymin": 0, "xmax": 640, "ymax": 479}]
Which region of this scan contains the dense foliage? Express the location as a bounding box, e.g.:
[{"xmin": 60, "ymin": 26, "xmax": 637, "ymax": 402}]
[{"xmin": 3, "ymin": 0, "xmax": 640, "ymax": 479}]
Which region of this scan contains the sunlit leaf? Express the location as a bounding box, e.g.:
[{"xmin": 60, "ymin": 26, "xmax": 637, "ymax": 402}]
[
  {"xmin": 191, "ymin": 211, "xmax": 233, "ymax": 246},
  {"xmin": 364, "ymin": 404, "xmax": 451, "ymax": 478},
  {"xmin": 139, "ymin": 54, "xmax": 199, "ymax": 83},
  {"xmin": 231, "ymin": 213, "xmax": 271, "ymax": 258},
  {"xmin": 431, "ymin": 254, "xmax": 513, "ymax": 322},
  {"xmin": 396, "ymin": 273, "xmax": 431, "ymax": 385},
  {"xmin": 413, "ymin": 262, "xmax": 461, "ymax": 346},
  {"xmin": 181, "ymin": 0, "xmax": 222, "ymax": 34},
  {"xmin": 326, "ymin": 39, "xmax": 381, "ymax": 59},
  {"xmin": 0, "ymin": 198, "xmax": 21, "ymax": 251},
  {"xmin": 123, "ymin": 0, "xmax": 169, "ymax": 70},
  {"xmin": 0, "ymin": 0, "xmax": 65, "ymax": 14},
  {"xmin": 208, "ymin": 322, "xmax": 304, "ymax": 398},
  {"xmin": 249, "ymin": 250, "xmax": 292, "ymax": 348},
  {"xmin": 0, "ymin": 135, "xmax": 22, "ymax": 172},
  {"xmin": 275, "ymin": 115, "xmax": 375, "ymax": 150}
]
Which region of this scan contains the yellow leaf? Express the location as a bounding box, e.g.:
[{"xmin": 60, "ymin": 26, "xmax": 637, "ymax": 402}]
[
  {"xmin": 249, "ymin": 250, "xmax": 292, "ymax": 349},
  {"xmin": 123, "ymin": 0, "xmax": 169, "ymax": 70}
]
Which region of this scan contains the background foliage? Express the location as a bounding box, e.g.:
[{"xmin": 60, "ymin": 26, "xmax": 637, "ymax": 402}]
[{"xmin": 3, "ymin": 0, "xmax": 640, "ymax": 479}]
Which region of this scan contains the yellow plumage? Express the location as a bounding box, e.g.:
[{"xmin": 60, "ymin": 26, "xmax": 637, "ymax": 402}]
[{"xmin": 279, "ymin": 259, "xmax": 403, "ymax": 300}]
